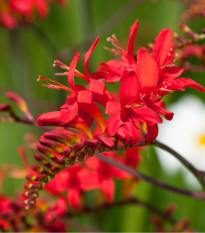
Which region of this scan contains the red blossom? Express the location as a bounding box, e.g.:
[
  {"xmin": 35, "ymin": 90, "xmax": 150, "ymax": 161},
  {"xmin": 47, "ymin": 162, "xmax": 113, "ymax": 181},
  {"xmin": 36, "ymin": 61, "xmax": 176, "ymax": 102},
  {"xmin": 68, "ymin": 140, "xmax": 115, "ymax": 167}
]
[
  {"xmin": 38, "ymin": 39, "xmax": 109, "ymax": 137},
  {"xmin": 45, "ymin": 163, "xmax": 100, "ymax": 208},
  {"xmin": 102, "ymin": 20, "xmax": 205, "ymax": 142},
  {"xmin": 85, "ymin": 150, "xmax": 141, "ymax": 201}
]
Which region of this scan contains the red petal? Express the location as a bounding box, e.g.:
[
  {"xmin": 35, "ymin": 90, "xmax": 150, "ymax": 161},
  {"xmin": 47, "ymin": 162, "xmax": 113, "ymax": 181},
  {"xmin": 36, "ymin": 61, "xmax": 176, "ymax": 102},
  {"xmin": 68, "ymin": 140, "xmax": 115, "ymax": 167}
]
[
  {"xmin": 171, "ymin": 78, "xmax": 205, "ymax": 92},
  {"xmin": 60, "ymin": 101, "xmax": 78, "ymax": 123},
  {"xmin": 132, "ymin": 106, "xmax": 162, "ymax": 124},
  {"xmin": 127, "ymin": 20, "xmax": 139, "ymax": 62},
  {"xmin": 77, "ymin": 90, "xmax": 93, "ymax": 104},
  {"xmin": 69, "ymin": 116, "xmax": 93, "ymax": 138},
  {"xmin": 88, "ymin": 79, "xmax": 108, "ymax": 106},
  {"xmin": 152, "ymin": 28, "xmax": 174, "ymax": 68},
  {"xmin": 162, "ymin": 67, "xmax": 185, "ymax": 81},
  {"xmin": 125, "ymin": 122, "xmax": 141, "ymax": 145},
  {"xmin": 88, "ymin": 79, "xmax": 105, "ymax": 95},
  {"xmin": 84, "ymin": 36, "xmax": 100, "ymax": 79},
  {"xmin": 107, "ymin": 114, "xmax": 123, "ymax": 135},
  {"xmin": 38, "ymin": 111, "xmax": 61, "ymax": 126},
  {"xmin": 79, "ymin": 169, "xmax": 100, "ymax": 190},
  {"xmin": 68, "ymin": 53, "xmax": 80, "ymax": 91},
  {"xmin": 119, "ymin": 71, "xmax": 140, "ymax": 106},
  {"xmin": 99, "ymin": 60, "xmax": 125, "ymax": 82},
  {"xmin": 101, "ymin": 179, "xmax": 115, "ymax": 202},
  {"xmin": 116, "ymin": 127, "xmax": 132, "ymax": 143},
  {"xmin": 55, "ymin": 197, "xmax": 67, "ymax": 216},
  {"xmin": 67, "ymin": 189, "xmax": 81, "ymax": 209},
  {"xmin": 85, "ymin": 156, "xmax": 99, "ymax": 170},
  {"xmin": 136, "ymin": 48, "xmax": 159, "ymax": 92},
  {"xmin": 45, "ymin": 170, "xmax": 69, "ymax": 194},
  {"xmin": 79, "ymin": 101, "xmax": 106, "ymax": 132},
  {"xmin": 105, "ymin": 101, "xmax": 121, "ymax": 115},
  {"xmin": 148, "ymin": 100, "xmax": 174, "ymax": 120},
  {"xmin": 1, "ymin": 12, "xmax": 17, "ymax": 29},
  {"xmin": 125, "ymin": 147, "xmax": 141, "ymax": 169},
  {"xmin": 147, "ymin": 123, "xmax": 158, "ymax": 142},
  {"xmin": 78, "ymin": 111, "xmax": 94, "ymax": 127}
]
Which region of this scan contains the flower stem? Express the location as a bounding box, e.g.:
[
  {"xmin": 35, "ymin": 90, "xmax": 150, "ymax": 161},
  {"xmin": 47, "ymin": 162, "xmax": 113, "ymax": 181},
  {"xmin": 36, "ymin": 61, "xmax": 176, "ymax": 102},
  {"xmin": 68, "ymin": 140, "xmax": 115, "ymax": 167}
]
[
  {"xmin": 151, "ymin": 140, "xmax": 205, "ymax": 189},
  {"xmin": 65, "ymin": 196, "xmax": 176, "ymax": 224},
  {"xmin": 95, "ymin": 153, "xmax": 205, "ymax": 201}
]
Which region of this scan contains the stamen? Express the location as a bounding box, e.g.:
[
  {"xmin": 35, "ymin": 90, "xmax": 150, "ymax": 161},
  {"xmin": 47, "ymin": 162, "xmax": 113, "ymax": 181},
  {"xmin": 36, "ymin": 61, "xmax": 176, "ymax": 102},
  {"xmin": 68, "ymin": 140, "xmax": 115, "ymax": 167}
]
[
  {"xmin": 53, "ymin": 60, "xmax": 69, "ymax": 69},
  {"xmin": 37, "ymin": 76, "xmax": 75, "ymax": 93},
  {"xmin": 106, "ymin": 34, "xmax": 126, "ymax": 55}
]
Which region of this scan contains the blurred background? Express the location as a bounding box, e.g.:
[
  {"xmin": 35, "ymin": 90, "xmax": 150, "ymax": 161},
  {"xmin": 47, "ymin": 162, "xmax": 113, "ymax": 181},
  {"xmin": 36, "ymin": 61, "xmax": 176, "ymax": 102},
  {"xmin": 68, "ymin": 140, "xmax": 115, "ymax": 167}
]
[{"xmin": 0, "ymin": 0, "xmax": 205, "ymax": 231}]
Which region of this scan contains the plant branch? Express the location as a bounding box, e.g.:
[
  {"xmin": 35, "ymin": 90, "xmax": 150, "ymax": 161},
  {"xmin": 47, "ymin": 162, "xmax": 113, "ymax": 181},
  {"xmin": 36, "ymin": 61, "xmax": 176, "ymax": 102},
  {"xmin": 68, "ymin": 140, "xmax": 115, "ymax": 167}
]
[
  {"xmin": 152, "ymin": 140, "xmax": 205, "ymax": 189},
  {"xmin": 65, "ymin": 196, "xmax": 176, "ymax": 224},
  {"xmin": 95, "ymin": 153, "xmax": 205, "ymax": 201},
  {"xmin": 0, "ymin": 114, "xmax": 51, "ymax": 131}
]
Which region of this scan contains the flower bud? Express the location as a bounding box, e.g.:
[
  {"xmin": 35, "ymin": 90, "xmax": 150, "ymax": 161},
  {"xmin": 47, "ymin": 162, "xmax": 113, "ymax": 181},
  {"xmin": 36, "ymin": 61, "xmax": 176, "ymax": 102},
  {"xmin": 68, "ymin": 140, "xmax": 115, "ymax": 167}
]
[{"xmin": 95, "ymin": 134, "xmax": 115, "ymax": 149}]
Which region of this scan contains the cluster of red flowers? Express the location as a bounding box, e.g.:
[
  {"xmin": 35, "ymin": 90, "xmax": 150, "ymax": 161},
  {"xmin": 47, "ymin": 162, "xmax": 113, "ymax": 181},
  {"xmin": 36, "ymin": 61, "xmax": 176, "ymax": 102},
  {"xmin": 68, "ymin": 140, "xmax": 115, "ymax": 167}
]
[
  {"xmin": 0, "ymin": 0, "xmax": 67, "ymax": 29},
  {"xmin": 45, "ymin": 148, "xmax": 140, "ymax": 208},
  {"xmin": 38, "ymin": 19, "xmax": 205, "ymax": 145},
  {"xmin": 22, "ymin": 19, "xmax": 205, "ymax": 209},
  {"xmin": 0, "ymin": 18, "xmax": 204, "ymax": 232},
  {"xmin": 0, "ymin": 192, "xmax": 70, "ymax": 231},
  {"xmin": 0, "ymin": 134, "xmax": 140, "ymax": 231},
  {"xmin": 23, "ymin": 126, "xmax": 141, "ymax": 208}
]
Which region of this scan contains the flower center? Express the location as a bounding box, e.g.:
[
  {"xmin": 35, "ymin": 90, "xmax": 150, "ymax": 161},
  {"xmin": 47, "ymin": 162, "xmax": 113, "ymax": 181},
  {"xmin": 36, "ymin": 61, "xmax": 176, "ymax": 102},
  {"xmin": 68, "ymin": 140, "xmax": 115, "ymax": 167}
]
[{"xmin": 199, "ymin": 135, "xmax": 205, "ymax": 146}]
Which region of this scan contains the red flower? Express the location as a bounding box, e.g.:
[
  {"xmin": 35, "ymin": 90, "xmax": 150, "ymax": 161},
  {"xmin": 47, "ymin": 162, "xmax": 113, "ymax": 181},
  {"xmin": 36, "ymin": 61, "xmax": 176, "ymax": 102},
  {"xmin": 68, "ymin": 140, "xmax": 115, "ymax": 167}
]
[
  {"xmin": 85, "ymin": 151, "xmax": 133, "ymax": 201},
  {"xmin": 124, "ymin": 147, "xmax": 142, "ymax": 170},
  {"xmin": 45, "ymin": 163, "xmax": 100, "ymax": 208},
  {"xmin": 45, "ymin": 197, "xmax": 67, "ymax": 223},
  {"xmin": 38, "ymin": 38, "xmax": 109, "ymax": 137},
  {"xmin": 106, "ymin": 71, "xmax": 162, "ymax": 144},
  {"xmin": 99, "ymin": 20, "xmax": 139, "ymax": 82},
  {"xmin": 103, "ymin": 20, "xmax": 205, "ymax": 142}
]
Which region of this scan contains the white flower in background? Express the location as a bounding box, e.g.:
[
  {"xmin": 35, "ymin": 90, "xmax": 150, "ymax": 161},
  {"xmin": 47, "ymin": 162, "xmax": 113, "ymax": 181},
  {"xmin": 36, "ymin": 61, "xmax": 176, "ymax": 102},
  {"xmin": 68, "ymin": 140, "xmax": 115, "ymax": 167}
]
[{"xmin": 156, "ymin": 95, "xmax": 205, "ymax": 186}]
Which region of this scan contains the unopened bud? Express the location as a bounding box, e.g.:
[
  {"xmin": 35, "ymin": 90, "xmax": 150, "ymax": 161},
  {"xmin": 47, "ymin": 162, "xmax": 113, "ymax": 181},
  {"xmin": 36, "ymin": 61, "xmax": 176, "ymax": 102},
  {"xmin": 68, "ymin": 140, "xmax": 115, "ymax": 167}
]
[
  {"xmin": 6, "ymin": 92, "xmax": 34, "ymax": 121},
  {"xmin": 34, "ymin": 153, "xmax": 52, "ymax": 169},
  {"xmin": 84, "ymin": 138, "xmax": 99, "ymax": 147},
  {"xmin": 39, "ymin": 137, "xmax": 64, "ymax": 153},
  {"xmin": 95, "ymin": 134, "xmax": 115, "ymax": 149},
  {"xmin": 73, "ymin": 142, "xmax": 84, "ymax": 151}
]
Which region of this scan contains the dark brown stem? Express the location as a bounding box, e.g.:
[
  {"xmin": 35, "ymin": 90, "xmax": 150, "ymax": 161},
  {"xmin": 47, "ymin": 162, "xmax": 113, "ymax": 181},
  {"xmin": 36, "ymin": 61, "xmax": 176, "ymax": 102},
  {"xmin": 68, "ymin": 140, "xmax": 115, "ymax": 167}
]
[
  {"xmin": 95, "ymin": 153, "xmax": 205, "ymax": 201},
  {"xmin": 152, "ymin": 140, "xmax": 205, "ymax": 189},
  {"xmin": 0, "ymin": 114, "xmax": 51, "ymax": 132},
  {"xmin": 65, "ymin": 196, "xmax": 176, "ymax": 224},
  {"xmin": 175, "ymin": 32, "xmax": 205, "ymax": 48}
]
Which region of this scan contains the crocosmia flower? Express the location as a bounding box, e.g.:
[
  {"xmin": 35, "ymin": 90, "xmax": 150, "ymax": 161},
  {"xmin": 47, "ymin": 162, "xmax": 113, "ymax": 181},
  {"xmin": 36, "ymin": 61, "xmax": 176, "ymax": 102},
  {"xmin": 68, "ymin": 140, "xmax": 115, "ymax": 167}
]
[
  {"xmin": 101, "ymin": 20, "xmax": 205, "ymax": 143},
  {"xmin": 23, "ymin": 19, "xmax": 205, "ymax": 209}
]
